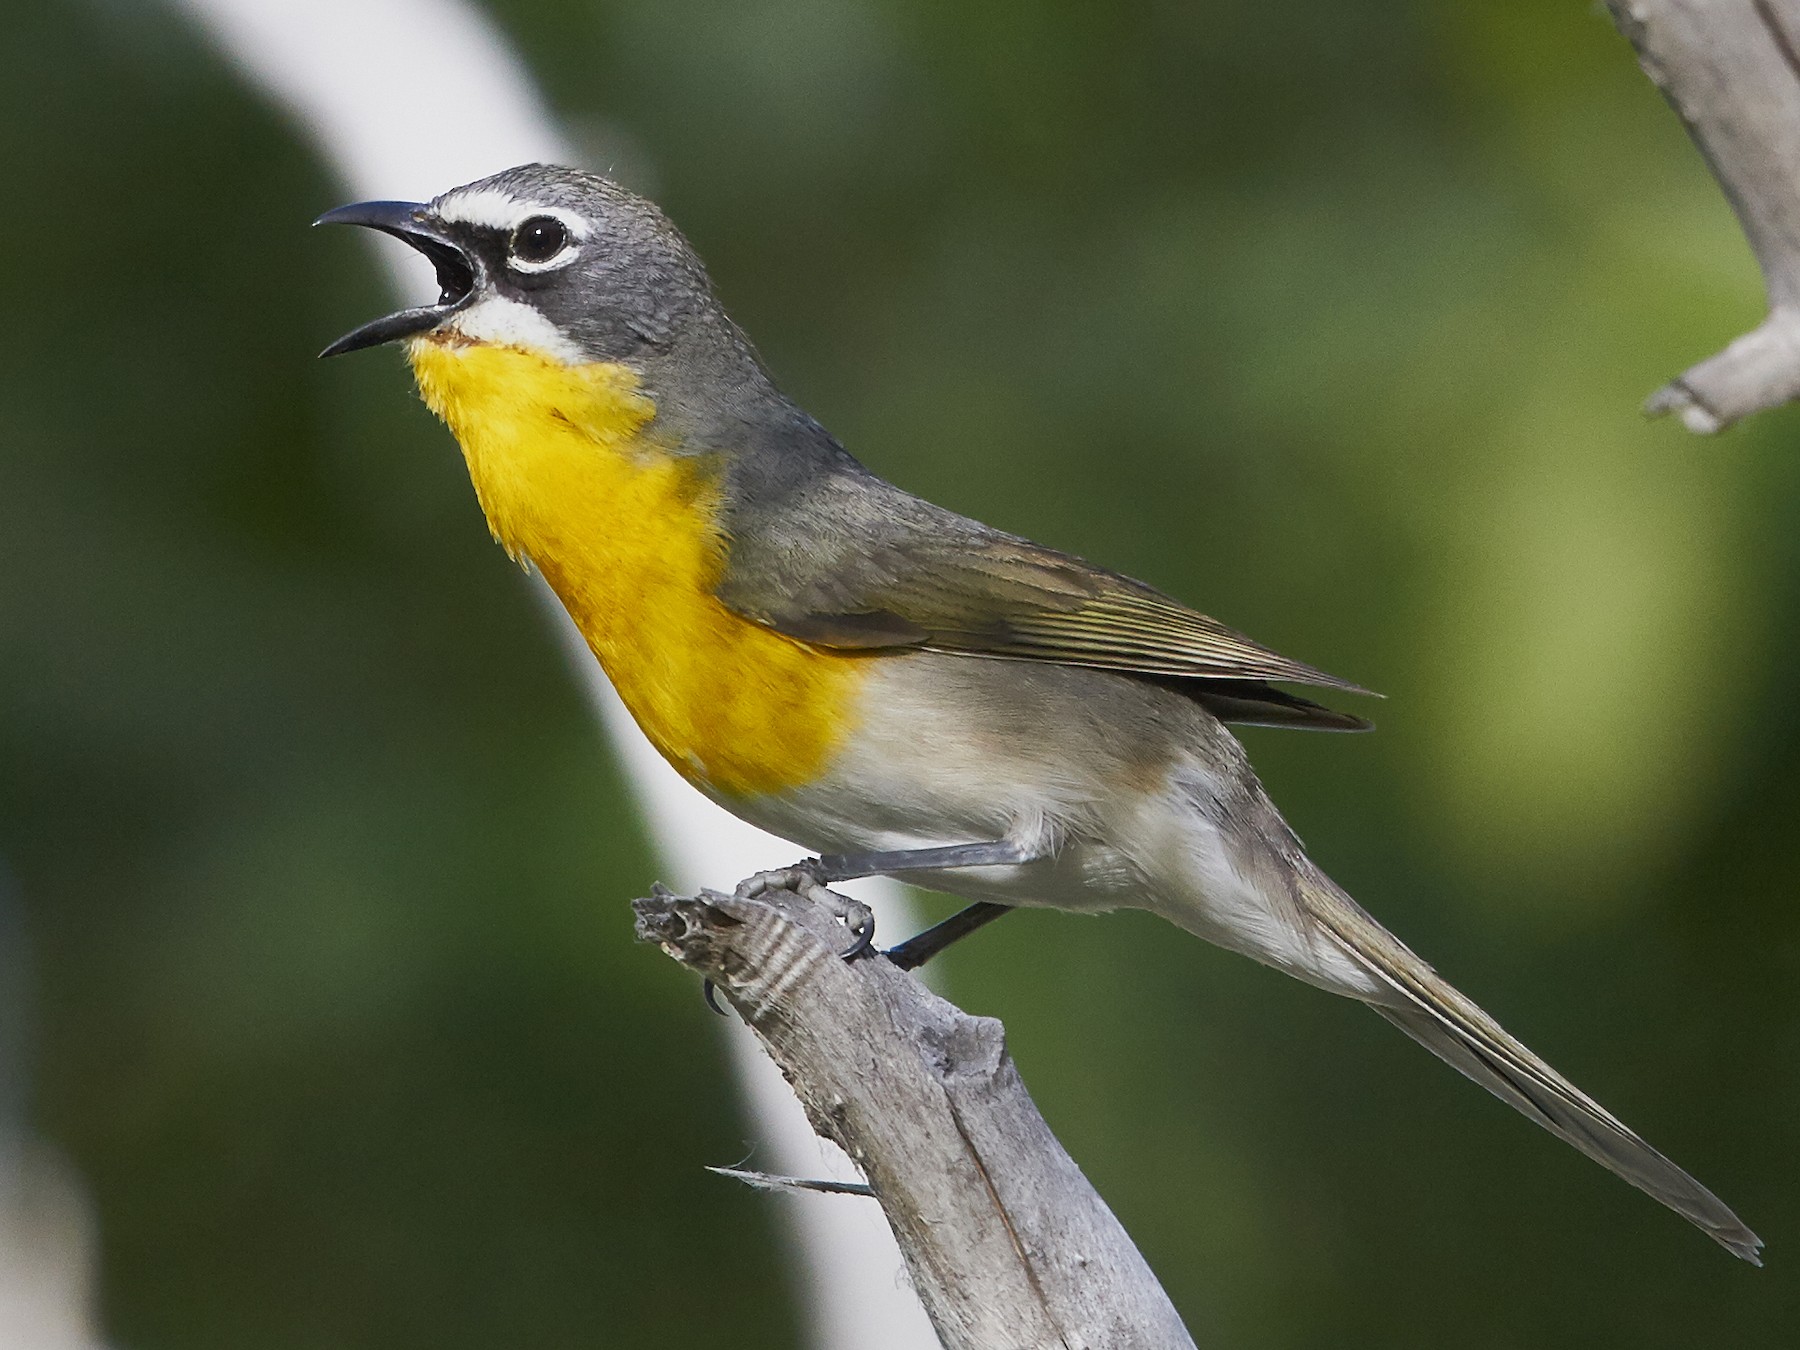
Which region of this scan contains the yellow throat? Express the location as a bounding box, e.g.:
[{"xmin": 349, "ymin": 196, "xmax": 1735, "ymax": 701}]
[{"xmin": 407, "ymin": 338, "xmax": 862, "ymax": 798}]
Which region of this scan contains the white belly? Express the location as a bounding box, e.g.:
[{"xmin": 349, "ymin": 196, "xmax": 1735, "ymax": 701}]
[{"xmin": 712, "ymin": 651, "xmax": 1386, "ymax": 999}]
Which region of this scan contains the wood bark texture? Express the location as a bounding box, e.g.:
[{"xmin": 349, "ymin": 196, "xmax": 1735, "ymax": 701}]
[
  {"xmin": 1606, "ymin": 0, "xmax": 1800, "ymax": 430},
  {"xmin": 634, "ymin": 880, "xmax": 1198, "ymax": 1350}
]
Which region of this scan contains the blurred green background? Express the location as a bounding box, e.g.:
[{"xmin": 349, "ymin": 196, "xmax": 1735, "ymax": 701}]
[{"xmin": 4, "ymin": 0, "xmax": 1798, "ymax": 1344}]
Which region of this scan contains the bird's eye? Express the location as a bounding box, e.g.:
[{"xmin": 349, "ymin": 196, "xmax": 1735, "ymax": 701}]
[{"xmin": 511, "ymin": 215, "xmax": 571, "ymax": 266}]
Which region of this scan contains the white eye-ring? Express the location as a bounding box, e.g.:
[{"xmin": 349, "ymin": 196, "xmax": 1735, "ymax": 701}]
[{"xmin": 508, "ymin": 210, "xmax": 582, "ymax": 273}]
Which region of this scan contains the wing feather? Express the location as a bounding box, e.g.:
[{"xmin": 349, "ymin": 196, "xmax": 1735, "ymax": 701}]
[
  {"xmin": 712, "ymin": 471, "xmax": 1360, "ymax": 702},
  {"xmin": 714, "ymin": 465, "xmax": 1373, "ymax": 727}
]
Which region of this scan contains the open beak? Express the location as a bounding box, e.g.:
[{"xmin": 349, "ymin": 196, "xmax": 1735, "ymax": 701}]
[{"xmin": 313, "ymin": 201, "xmax": 478, "ymax": 357}]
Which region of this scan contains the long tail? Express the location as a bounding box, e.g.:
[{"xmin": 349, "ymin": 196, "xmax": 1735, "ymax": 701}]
[{"xmin": 1298, "ymin": 868, "xmax": 1762, "ymax": 1263}]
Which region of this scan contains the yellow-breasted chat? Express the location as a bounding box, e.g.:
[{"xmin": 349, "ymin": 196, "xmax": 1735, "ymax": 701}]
[{"xmin": 317, "ymin": 164, "xmax": 1759, "ymax": 1263}]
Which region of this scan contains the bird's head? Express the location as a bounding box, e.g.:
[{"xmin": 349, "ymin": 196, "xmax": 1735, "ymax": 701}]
[{"xmin": 317, "ymin": 164, "xmax": 733, "ymax": 371}]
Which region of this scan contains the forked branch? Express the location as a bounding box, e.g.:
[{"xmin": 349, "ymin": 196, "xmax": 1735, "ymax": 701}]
[{"xmin": 1607, "ymin": 0, "xmax": 1800, "ymax": 430}]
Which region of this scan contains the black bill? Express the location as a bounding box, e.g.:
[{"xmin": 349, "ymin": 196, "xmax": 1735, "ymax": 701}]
[{"xmin": 314, "ymin": 201, "xmax": 477, "ymax": 357}]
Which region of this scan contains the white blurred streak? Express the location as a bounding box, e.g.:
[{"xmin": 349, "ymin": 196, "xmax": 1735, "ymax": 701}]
[
  {"xmin": 170, "ymin": 2, "xmax": 937, "ymax": 1346},
  {"xmin": 0, "ymin": 859, "xmax": 108, "ymax": 1350},
  {"xmin": 172, "ymin": 0, "xmax": 570, "ymax": 197},
  {"xmin": 0, "ymin": 1146, "xmax": 107, "ymax": 1350}
]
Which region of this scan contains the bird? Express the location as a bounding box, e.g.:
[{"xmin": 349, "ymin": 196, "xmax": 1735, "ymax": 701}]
[{"xmin": 317, "ymin": 163, "xmax": 1760, "ymax": 1262}]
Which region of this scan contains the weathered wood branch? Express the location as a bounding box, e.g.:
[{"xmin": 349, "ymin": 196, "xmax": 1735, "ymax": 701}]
[
  {"xmin": 1607, "ymin": 0, "xmax": 1800, "ymax": 430},
  {"xmin": 634, "ymin": 880, "xmax": 1197, "ymax": 1350}
]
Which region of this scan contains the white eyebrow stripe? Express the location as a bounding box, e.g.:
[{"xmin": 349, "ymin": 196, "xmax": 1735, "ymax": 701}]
[
  {"xmin": 433, "ymin": 186, "xmax": 533, "ymax": 231},
  {"xmin": 432, "ymin": 191, "xmax": 589, "ymax": 261}
]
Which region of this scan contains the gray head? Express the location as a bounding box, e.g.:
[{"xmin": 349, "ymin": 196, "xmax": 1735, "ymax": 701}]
[
  {"xmin": 317, "ymin": 165, "xmax": 774, "ymax": 406},
  {"xmin": 320, "ymin": 164, "xmax": 865, "ymax": 484}
]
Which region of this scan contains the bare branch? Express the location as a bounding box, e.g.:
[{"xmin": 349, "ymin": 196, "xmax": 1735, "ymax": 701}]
[
  {"xmin": 634, "ymin": 882, "xmax": 1198, "ymax": 1350},
  {"xmin": 1607, "ymin": 0, "xmax": 1800, "ymax": 430}
]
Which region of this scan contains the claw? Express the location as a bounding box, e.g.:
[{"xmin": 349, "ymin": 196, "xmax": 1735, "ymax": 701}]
[
  {"xmin": 828, "ymin": 893, "xmax": 876, "ymax": 961},
  {"xmin": 702, "ymin": 978, "xmax": 728, "ymax": 1017},
  {"xmin": 840, "ymin": 921, "xmax": 875, "ymax": 960}
]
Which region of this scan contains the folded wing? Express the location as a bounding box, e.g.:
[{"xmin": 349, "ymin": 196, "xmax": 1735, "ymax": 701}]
[{"xmin": 714, "ymin": 465, "xmax": 1373, "ymax": 731}]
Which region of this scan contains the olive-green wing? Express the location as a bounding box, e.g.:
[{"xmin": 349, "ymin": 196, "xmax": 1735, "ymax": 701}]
[{"xmin": 715, "ymin": 467, "xmax": 1374, "ymax": 730}]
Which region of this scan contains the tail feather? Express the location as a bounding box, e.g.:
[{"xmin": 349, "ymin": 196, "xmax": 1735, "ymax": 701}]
[{"xmin": 1300, "ymin": 870, "xmax": 1762, "ymax": 1263}]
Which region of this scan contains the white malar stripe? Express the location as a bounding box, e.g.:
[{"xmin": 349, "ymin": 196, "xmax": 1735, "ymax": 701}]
[{"xmin": 445, "ymin": 294, "xmax": 586, "ymax": 364}]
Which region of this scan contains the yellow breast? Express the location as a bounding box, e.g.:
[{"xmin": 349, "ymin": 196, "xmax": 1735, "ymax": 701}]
[{"xmin": 407, "ymin": 338, "xmax": 864, "ymax": 798}]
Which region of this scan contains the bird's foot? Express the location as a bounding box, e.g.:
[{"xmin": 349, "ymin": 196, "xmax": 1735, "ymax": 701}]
[
  {"xmin": 735, "ymin": 860, "xmax": 875, "ymax": 959},
  {"xmin": 734, "ymin": 860, "xmax": 827, "ymax": 901}
]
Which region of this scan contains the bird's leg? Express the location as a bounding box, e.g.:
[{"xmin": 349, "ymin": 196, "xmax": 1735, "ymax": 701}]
[
  {"xmin": 736, "ymin": 839, "xmax": 1038, "ymax": 973},
  {"xmin": 884, "ymin": 901, "xmax": 1013, "ymax": 971},
  {"xmin": 814, "ymin": 839, "xmax": 1040, "ymax": 882}
]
